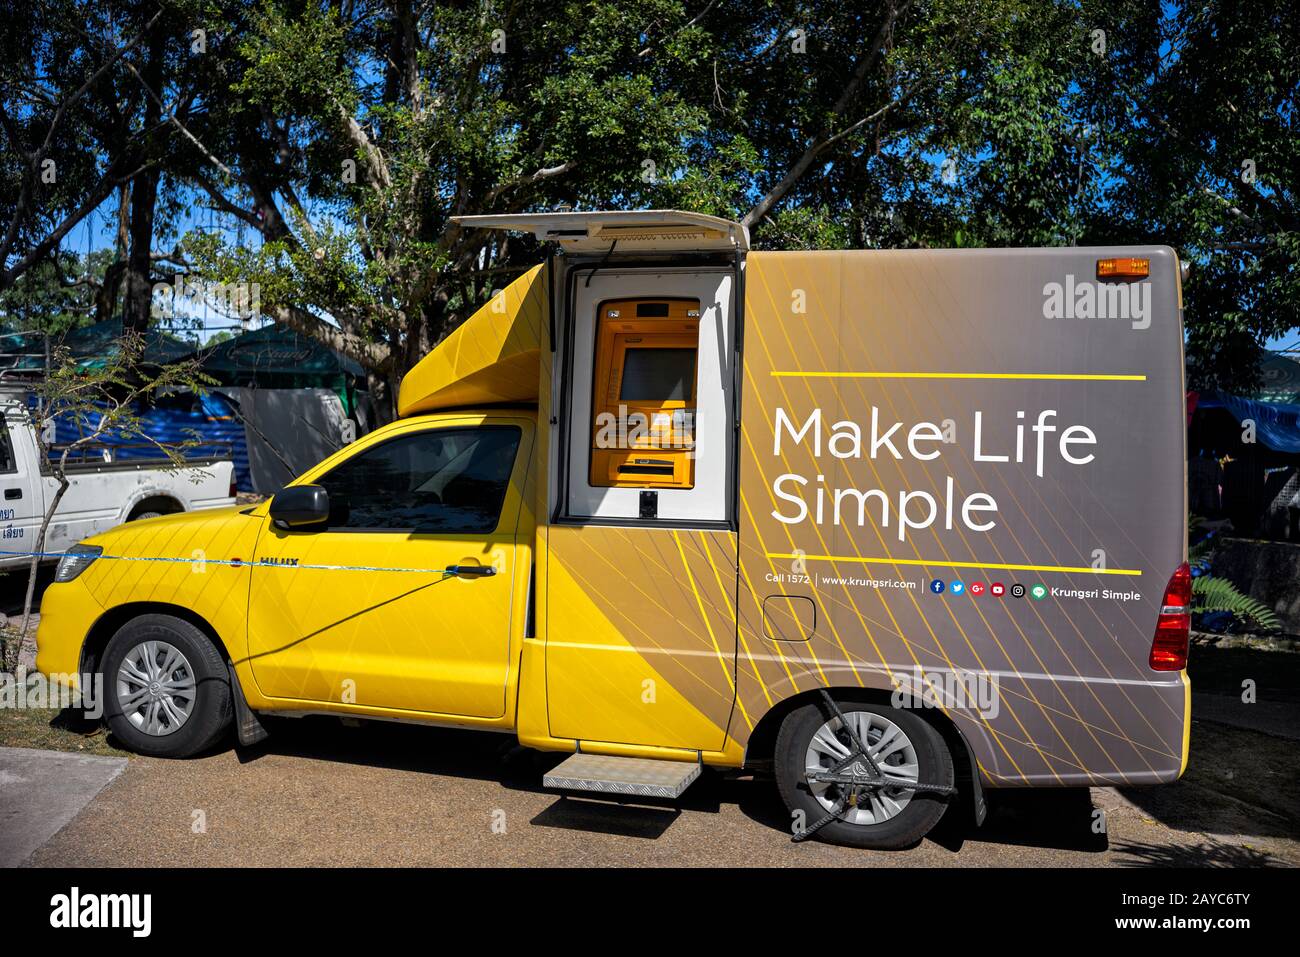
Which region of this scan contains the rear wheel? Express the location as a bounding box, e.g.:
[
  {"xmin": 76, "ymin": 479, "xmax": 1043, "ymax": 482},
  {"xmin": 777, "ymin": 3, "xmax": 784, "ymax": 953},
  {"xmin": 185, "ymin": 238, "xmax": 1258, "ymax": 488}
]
[
  {"xmin": 775, "ymin": 698, "xmax": 953, "ymax": 849},
  {"xmin": 100, "ymin": 615, "xmax": 232, "ymax": 757}
]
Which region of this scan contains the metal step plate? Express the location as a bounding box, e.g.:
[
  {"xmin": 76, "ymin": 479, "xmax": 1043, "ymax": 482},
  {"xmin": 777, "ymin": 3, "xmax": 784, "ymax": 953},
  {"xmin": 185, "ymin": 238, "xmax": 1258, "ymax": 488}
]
[{"xmin": 544, "ymin": 753, "xmax": 701, "ymax": 799}]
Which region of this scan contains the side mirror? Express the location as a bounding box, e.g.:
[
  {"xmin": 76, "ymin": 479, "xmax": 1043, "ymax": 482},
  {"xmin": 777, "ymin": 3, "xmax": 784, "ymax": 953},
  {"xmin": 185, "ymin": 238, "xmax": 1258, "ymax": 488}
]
[{"xmin": 270, "ymin": 484, "xmax": 330, "ymax": 530}]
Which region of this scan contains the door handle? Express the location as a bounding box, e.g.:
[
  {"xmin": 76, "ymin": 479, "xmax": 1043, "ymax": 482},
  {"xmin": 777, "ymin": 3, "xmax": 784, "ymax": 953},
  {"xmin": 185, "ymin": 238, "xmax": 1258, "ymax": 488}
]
[
  {"xmin": 446, "ymin": 564, "xmax": 496, "ymax": 578},
  {"xmin": 4, "ymin": 488, "xmax": 20, "ymax": 500}
]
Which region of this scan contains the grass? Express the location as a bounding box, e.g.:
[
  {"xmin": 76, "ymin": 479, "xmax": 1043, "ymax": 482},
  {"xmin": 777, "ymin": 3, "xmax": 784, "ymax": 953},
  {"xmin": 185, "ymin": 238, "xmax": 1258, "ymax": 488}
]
[{"xmin": 0, "ymin": 706, "xmax": 130, "ymax": 758}]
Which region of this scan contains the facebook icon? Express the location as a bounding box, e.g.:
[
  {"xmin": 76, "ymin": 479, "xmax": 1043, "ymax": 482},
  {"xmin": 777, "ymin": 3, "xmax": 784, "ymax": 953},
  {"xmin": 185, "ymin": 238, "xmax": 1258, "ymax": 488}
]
[{"xmin": 929, "ymin": 579, "xmax": 946, "ymax": 594}]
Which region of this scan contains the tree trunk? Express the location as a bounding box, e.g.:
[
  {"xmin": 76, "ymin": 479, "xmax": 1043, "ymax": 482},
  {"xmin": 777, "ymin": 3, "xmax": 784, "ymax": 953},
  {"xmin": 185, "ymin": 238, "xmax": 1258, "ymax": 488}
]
[
  {"xmin": 366, "ymin": 369, "xmax": 394, "ymax": 425},
  {"xmin": 95, "ymin": 184, "xmax": 130, "ymax": 323},
  {"xmin": 95, "ymin": 260, "xmax": 127, "ymax": 324},
  {"xmin": 121, "ymin": 33, "xmax": 166, "ymax": 333},
  {"xmin": 121, "ymin": 165, "xmax": 161, "ymax": 332},
  {"xmin": 12, "ymin": 472, "xmax": 71, "ymax": 671}
]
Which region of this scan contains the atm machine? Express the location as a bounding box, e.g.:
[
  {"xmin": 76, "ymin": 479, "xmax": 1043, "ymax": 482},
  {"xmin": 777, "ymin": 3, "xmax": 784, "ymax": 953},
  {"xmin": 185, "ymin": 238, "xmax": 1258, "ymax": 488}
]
[{"xmin": 588, "ymin": 297, "xmax": 701, "ymax": 490}]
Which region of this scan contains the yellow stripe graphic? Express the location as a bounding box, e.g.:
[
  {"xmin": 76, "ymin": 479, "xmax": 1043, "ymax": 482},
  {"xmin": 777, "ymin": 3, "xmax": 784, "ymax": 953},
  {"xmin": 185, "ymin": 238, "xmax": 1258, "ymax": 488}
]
[
  {"xmin": 767, "ymin": 553, "xmax": 1142, "ymax": 576},
  {"xmin": 771, "ymin": 371, "xmax": 1147, "ymax": 381}
]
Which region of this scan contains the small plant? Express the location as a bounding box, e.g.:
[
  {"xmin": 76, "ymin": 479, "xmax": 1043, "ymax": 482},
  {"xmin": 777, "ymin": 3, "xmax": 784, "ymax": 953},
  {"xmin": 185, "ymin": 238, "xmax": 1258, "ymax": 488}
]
[
  {"xmin": 1187, "ymin": 514, "xmax": 1280, "ymax": 633},
  {"xmin": 1191, "ymin": 576, "xmax": 1280, "ymax": 632},
  {"xmin": 1, "ymin": 334, "xmax": 212, "ymax": 673}
]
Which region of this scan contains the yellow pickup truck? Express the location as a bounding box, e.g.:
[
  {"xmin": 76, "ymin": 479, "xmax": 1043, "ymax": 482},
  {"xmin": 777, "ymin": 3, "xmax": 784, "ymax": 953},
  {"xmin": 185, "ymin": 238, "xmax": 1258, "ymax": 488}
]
[{"xmin": 37, "ymin": 210, "xmax": 1190, "ymax": 849}]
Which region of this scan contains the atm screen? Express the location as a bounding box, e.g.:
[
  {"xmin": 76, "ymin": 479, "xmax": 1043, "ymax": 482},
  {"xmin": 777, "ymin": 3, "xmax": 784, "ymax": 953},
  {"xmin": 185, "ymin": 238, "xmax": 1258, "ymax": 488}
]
[{"xmin": 619, "ymin": 348, "xmax": 696, "ymax": 401}]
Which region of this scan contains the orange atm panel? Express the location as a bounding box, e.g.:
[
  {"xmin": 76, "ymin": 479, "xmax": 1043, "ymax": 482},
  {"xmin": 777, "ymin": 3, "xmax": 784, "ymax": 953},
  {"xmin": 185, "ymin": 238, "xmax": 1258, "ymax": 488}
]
[{"xmin": 590, "ymin": 298, "xmax": 700, "ymax": 489}]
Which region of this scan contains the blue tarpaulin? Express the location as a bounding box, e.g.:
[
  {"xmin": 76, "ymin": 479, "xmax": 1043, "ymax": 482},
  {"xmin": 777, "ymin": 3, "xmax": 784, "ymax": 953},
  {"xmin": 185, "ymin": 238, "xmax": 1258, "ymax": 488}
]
[
  {"xmin": 45, "ymin": 391, "xmax": 252, "ymax": 492},
  {"xmin": 1197, "ymin": 391, "xmax": 1300, "ymax": 455}
]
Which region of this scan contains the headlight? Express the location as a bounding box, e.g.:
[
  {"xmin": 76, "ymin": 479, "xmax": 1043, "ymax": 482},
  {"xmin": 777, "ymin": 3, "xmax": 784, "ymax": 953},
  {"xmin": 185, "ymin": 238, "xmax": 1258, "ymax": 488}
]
[{"xmin": 55, "ymin": 545, "xmax": 102, "ymax": 583}]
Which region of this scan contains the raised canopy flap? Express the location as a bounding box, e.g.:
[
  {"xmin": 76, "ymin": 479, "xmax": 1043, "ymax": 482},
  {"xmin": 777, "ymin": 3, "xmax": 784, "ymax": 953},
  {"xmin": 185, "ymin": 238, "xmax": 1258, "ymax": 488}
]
[
  {"xmin": 452, "ymin": 209, "xmax": 748, "ymax": 255},
  {"xmin": 397, "ymin": 264, "xmax": 547, "ymax": 416}
]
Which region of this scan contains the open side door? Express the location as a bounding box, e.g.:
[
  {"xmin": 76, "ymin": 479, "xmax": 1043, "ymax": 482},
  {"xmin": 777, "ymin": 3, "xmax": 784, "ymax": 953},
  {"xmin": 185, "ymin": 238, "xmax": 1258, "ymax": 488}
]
[{"xmin": 453, "ymin": 211, "xmax": 745, "ymax": 757}]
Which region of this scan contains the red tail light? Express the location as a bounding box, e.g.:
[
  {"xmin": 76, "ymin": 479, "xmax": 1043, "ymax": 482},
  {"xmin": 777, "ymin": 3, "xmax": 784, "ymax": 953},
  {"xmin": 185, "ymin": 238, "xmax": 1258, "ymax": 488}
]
[
  {"xmin": 229, "ymin": 475, "xmax": 238, "ymax": 498},
  {"xmin": 1150, "ymin": 562, "xmax": 1191, "ymax": 671}
]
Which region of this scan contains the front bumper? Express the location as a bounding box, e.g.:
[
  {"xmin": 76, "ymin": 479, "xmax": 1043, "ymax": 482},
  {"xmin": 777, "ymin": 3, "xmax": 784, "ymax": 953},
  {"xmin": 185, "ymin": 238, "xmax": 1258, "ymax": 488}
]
[{"xmin": 34, "ymin": 577, "xmax": 105, "ymax": 687}]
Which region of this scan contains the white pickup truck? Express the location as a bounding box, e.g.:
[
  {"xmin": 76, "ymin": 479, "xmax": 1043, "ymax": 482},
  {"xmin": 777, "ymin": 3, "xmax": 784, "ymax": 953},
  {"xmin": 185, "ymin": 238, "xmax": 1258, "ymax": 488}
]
[{"xmin": 0, "ymin": 394, "xmax": 237, "ymax": 566}]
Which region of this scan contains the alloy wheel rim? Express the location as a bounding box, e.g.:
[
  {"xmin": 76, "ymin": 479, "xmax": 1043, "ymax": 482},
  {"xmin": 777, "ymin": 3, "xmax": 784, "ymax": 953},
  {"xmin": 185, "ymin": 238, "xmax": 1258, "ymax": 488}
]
[
  {"xmin": 116, "ymin": 640, "xmax": 197, "ymax": 737},
  {"xmin": 804, "ymin": 710, "xmax": 920, "ymax": 826}
]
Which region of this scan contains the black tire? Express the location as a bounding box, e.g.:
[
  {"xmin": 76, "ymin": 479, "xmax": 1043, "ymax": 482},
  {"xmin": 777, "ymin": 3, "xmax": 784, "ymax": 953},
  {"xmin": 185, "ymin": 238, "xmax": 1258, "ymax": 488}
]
[
  {"xmin": 99, "ymin": 614, "xmax": 233, "ymax": 758},
  {"xmin": 129, "ymin": 510, "xmax": 164, "ymax": 521},
  {"xmin": 775, "ymin": 698, "xmax": 953, "ymax": 849}
]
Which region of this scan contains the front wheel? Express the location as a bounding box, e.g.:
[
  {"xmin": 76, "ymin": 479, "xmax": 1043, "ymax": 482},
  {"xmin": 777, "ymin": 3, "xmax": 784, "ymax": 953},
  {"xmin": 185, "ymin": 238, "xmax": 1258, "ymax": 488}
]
[
  {"xmin": 100, "ymin": 614, "xmax": 233, "ymax": 757},
  {"xmin": 775, "ymin": 698, "xmax": 953, "ymax": 849}
]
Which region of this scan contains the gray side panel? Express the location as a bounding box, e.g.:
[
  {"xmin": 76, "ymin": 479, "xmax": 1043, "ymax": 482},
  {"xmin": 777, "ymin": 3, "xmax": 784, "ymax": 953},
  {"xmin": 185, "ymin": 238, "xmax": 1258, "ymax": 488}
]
[{"xmin": 736, "ymin": 247, "xmax": 1187, "ymax": 787}]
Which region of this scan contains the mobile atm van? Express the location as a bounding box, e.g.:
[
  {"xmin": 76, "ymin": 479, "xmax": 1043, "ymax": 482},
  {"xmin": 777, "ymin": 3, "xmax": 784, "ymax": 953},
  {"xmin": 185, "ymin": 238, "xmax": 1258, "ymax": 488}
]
[{"xmin": 36, "ymin": 211, "xmax": 1189, "ymax": 849}]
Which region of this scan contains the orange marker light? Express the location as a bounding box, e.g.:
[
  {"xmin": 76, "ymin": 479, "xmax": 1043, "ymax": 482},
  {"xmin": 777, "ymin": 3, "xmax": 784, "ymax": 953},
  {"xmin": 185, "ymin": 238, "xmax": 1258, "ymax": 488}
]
[{"xmin": 1097, "ymin": 257, "xmax": 1150, "ymax": 279}]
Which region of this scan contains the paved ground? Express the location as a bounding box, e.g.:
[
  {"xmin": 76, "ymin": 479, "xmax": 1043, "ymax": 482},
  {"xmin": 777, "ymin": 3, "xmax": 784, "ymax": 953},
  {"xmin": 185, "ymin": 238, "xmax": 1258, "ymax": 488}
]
[
  {"xmin": 1193, "ymin": 691, "xmax": 1300, "ymax": 740},
  {"xmin": 6, "ymin": 580, "xmax": 1295, "ymax": 868},
  {"xmin": 13, "ymin": 712, "xmax": 1299, "ymax": 868},
  {"xmin": 0, "ymin": 747, "xmax": 126, "ymax": 867}
]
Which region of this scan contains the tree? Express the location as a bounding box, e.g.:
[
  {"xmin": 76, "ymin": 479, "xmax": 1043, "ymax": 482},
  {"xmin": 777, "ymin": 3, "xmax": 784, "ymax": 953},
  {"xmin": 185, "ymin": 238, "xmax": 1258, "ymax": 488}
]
[
  {"xmin": 0, "ymin": 2, "xmax": 163, "ymax": 293},
  {"xmin": 1082, "ymin": 0, "xmax": 1300, "ymax": 390},
  {"xmin": 178, "ymin": 0, "xmax": 1075, "ymax": 410},
  {"xmin": 4, "ymin": 1, "xmax": 1294, "ymax": 397},
  {"xmin": 0, "ymin": 333, "xmax": 211, "ymax": 672},
  {"xmin": 1, "ymin": 0, "xmax": 210, "ymax": 330},
  {"xmin": 0, "ymin": 248, "xmax": 110, "ymax": 335}
]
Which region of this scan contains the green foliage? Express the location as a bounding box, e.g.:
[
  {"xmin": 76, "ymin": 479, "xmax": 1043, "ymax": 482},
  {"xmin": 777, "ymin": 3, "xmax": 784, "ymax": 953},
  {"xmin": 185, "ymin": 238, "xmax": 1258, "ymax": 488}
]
[
  {"xmin": 1188, "ymin": 536, "xmax": 1213, "ymax": 570},
  {"xmin": 3, "ymin": 333, "xmax": 215, "ymax": 670},
  {"xmin": 1188, "ymin": 513, "xmax": 1280, "ymax": 633},
  {"xmin": 0, "ymin": 249, "xmax": 112, "ymax": 335},
  {"xmin": 1092, "ymin": 1, "xmax": 1300, "ymax": 390},
  {"xmin": 178, "ymin": 0, "xmax": 1096, "ymax": 381},
  {"xmin": 3, "ymin": 0, "xmax": 1296, "ymax": 393},
  {"xmin": 233, "ymin": 2, "xmax": 354, "ymax": 117},
  {"xmin": 1193, "ymin": 575, "xmax": 1280, "ymax": 632}
]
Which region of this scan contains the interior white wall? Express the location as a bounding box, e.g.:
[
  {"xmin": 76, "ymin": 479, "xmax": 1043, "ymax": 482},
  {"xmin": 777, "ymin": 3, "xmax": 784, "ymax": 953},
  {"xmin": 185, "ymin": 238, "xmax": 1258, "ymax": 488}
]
[{"xmin": 559, "ymin": 267, "xmax": 734, "ymax": 524}]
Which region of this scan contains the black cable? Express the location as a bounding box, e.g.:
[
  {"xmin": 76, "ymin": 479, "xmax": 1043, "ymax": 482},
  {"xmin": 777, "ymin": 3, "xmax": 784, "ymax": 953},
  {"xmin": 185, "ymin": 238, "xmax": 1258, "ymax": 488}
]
[{"xmin": 584, "ymin": 240, "xmax": 618, "ymax": 286}]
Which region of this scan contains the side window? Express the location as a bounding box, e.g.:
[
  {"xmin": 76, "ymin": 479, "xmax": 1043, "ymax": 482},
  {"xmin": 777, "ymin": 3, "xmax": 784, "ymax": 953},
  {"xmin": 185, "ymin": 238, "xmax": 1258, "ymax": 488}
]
[
  {"xmin": 314, "ymin": 426, "xmax": 521, "ymax": 533},
  {"xmin": 0, "ymin": 419, "xmax": 16, "ymax": 474}
]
